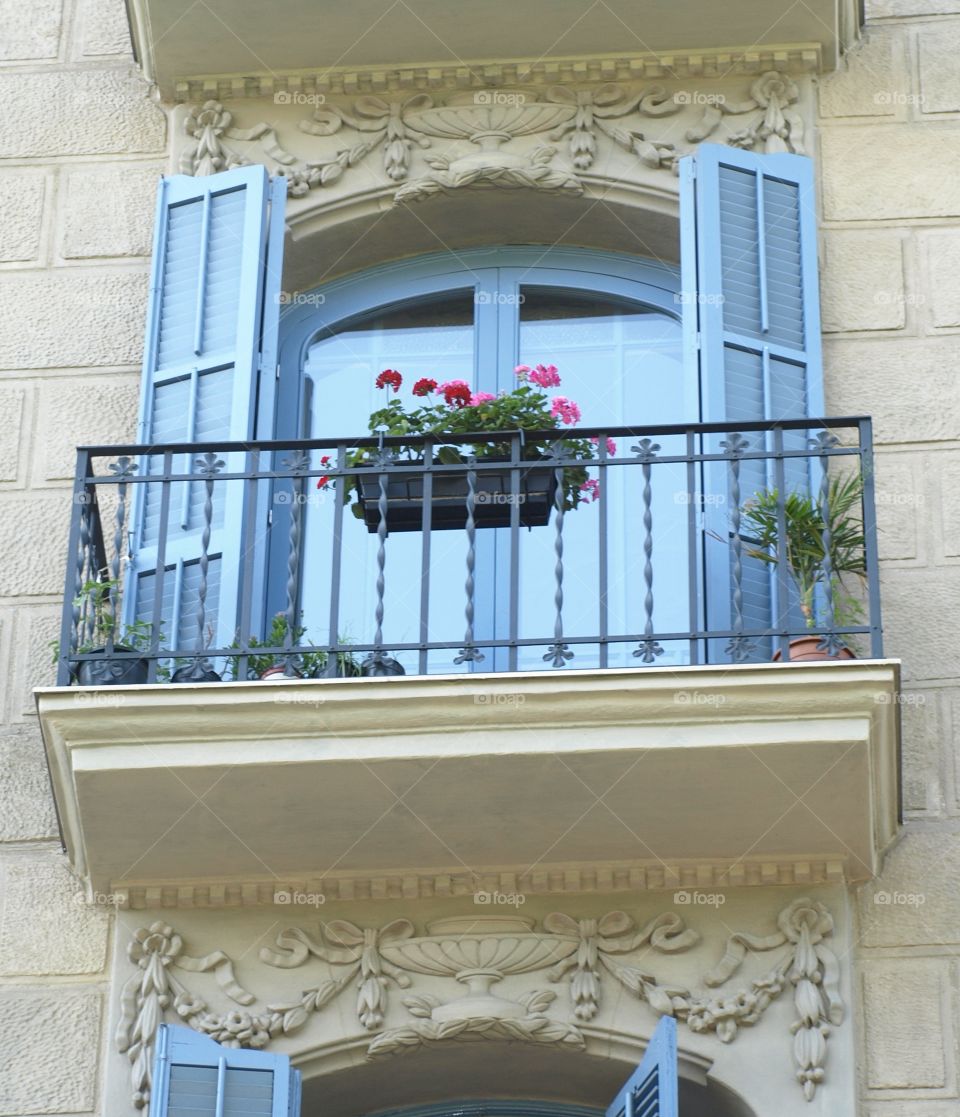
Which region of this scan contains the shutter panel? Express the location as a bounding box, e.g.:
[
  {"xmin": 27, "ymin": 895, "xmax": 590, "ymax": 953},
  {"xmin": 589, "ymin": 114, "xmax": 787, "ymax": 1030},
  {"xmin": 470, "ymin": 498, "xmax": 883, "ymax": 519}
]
[
  {"xmin": 150, "ymin": 1024, "xmax": 300, "ymax": 1117},
  {"xmin": 605, "ymin": 1017, "xmax": 678, "ymax": 1117},
  {"xmin": 681, "ymin": 143, "xmax": 823, "ymax": 658},
  {"xmin": 125, "ymin": 166, "xmax": 287, "ymax": 655}
]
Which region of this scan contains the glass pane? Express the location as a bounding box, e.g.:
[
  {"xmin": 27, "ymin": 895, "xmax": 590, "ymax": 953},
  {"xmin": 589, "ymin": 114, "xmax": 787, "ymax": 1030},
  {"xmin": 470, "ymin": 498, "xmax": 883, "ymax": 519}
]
[
  {"xmin": 300, "ymin": 291, "xmax": 478, "ymax": 674},
  {"xmin": 512, "ymin": 287, "xmax": 689, "ymax": 671}
]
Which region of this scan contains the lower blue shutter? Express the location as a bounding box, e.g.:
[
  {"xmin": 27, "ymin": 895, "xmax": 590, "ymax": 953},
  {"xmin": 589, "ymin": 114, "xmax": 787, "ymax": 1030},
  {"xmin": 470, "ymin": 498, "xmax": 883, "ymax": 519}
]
[
  {"xmin": 150, "ymin": 1024, "xmax": 300, "ymax": 1117},
  {"xmin": 681, "ymin": 144, "xmax": 824, "ymax": 659},
  {"xmin": 605, "ymin": 1016, "xmax": 678, "ymax": 1117}
]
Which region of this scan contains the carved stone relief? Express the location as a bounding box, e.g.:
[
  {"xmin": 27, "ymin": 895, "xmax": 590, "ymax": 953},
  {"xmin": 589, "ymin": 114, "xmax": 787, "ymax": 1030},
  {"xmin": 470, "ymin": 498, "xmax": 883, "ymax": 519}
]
[
  {"xmin": 118, "ymin": 898, "xmax": 842, "ymax": 1107},
  {"xmin": 176, "ymin": 72, "xmax": 807, "ymax": 204}
]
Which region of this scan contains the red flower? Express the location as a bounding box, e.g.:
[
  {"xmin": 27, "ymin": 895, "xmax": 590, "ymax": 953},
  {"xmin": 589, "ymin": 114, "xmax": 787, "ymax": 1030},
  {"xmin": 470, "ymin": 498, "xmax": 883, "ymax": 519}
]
[
  {"xmin": 438, "ymin": 379, "xmax": 472, "ymax": 408},
  {"xmin": 375, "ymin": 369, "xmax": 402, "ymax": 392},
  {"xmin": 412, "ymin": 378, "xmax": 437, "ymax": 397},
  {"xmin": 317, "ymin": 454, "xmax": 332, "ymax": 490}
]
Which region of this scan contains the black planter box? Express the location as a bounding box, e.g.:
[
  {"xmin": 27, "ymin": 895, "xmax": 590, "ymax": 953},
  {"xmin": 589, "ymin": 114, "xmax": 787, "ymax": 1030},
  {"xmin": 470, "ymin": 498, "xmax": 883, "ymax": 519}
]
[
  {"xmin": 75, "ymin": 645, "xmax": 149, "ymax": 686},
  {"xmin": 357, "ymin": 460, "xmax": 559, "ymax": 533}
]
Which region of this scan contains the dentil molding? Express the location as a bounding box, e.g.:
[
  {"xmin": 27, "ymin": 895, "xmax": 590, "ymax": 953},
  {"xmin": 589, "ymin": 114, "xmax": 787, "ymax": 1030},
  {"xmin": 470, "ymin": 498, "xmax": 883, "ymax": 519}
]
[
  {"xmin": 117, "ymin": 899, "xmax": 842, "ymax": 1108},
  {"xmin": 171, "ymin": 48, "xmax": 821, "ymax": 103},
  {"xmin": 174, "ymin": 71, "xmax": 811, "ymax": 206}
]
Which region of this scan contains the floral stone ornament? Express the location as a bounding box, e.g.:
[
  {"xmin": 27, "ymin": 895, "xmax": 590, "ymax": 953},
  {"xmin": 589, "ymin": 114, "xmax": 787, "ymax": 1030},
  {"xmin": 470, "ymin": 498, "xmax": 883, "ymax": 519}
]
[{"xmin": 118, "ymin": 899, "xmax": 843, "ymax": 1106}]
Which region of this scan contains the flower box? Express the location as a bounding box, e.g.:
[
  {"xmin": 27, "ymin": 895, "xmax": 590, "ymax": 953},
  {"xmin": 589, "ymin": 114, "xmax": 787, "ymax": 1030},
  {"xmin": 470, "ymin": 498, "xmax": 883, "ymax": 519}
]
[{"xmin": 357, "ymin": 459, "xmax": 559, "ymax": 532}]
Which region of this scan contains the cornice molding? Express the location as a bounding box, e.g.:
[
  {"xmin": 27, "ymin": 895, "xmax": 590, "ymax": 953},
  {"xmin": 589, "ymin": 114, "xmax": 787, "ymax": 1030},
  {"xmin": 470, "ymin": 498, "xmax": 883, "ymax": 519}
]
[
  {"xmin": 171, "ymin": 45, "xmax": 822, "ymax": 103},
  {"xmin": 107, "ymin": 856, "xmax": 848, "ymax": 910}
]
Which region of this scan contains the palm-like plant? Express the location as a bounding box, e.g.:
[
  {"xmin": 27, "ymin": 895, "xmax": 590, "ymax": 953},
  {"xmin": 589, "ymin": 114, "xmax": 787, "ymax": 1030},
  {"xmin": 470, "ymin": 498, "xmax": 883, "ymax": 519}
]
[{"xmin": 740, "ymin": 472, "xmax": 867, "ymax": 631}]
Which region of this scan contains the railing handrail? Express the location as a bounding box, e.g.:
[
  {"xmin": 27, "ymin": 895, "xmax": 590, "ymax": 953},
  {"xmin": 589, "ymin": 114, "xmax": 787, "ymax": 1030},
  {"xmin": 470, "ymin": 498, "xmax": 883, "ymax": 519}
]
[{"xmin": 74, "ymin": 415, "xmax": 873, "ymax": 458}]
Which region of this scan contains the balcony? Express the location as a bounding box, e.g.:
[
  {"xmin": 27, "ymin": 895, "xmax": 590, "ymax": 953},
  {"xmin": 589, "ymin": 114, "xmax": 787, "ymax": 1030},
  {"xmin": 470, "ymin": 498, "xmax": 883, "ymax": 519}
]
[{"xmin": 37, "ymin": 416, "xmax": 901, "ymax": 904}]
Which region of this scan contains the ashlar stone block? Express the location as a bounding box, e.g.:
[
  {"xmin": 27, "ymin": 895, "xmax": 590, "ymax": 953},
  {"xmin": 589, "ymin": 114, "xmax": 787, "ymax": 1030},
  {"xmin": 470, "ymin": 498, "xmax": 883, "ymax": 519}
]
[
  {"xmin": 821, "ymin": 231, "xmax": 905, "ymax": 332},
  {"xmin": 0, "ymin": 988, "xmax": 101, "ymax": 1114}
]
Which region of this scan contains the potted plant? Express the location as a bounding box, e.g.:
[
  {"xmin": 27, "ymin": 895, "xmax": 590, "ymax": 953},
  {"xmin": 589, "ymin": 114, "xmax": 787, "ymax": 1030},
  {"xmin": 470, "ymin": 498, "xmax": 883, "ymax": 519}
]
[
  {"xmin": 52, "ymin": 576, "xmax": 154, "ymax": 685},
  {"xmin": 327, "ymin": 365, "xmax": 611, "ymax": 533},
  {"xmin": 739, "ymin": 472, "xmax": 867, "ymax": 661},
  {"xmin": 228, "ymin": 614, "xmax": 362, "ymax": 680}
]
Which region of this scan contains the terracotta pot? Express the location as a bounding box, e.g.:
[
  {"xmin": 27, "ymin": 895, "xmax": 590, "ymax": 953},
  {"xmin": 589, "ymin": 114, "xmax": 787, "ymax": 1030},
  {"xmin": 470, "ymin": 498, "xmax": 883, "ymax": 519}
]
[
  {"xmin": 259, "ymin": 664, "xmax": 303, "ymax": 680},
  {"xmin": 772, "ymin": 636, "xmax": 856, "ymax": 663}
]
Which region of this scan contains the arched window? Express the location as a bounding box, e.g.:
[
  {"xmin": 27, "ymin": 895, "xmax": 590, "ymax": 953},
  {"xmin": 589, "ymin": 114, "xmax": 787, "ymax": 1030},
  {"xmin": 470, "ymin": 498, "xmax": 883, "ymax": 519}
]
[{"xmin": 273, "ymin": 248, "xmax": 695, "ymax": 673}]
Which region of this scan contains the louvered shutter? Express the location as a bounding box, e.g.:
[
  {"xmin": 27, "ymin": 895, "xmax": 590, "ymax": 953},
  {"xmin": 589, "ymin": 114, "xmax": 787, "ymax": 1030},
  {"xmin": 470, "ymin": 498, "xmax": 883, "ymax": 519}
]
[
  {"xmin": 605, "ymin": 1017, "xmax": 678, "ymax": 1117},
  {"xmin": 150, "ymin": 1024, "xmax": 301, "ymax": 1117},
  {"xmin": 680, "ymin": 143, "xmax": 823, "ymax": 658},
  {"xmin": 125, "ymin": 166, "xmax": 287, "ymax": 655}
]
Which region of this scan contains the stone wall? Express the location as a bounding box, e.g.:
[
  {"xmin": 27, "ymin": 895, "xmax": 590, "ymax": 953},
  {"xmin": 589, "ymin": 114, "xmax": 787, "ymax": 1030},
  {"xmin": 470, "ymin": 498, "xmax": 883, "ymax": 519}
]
[
  {"xmin": 820, "ymin": 1, "xmax": 960, "ymax": 1112},
  {"xmin": 0, "ymin": 0, "xmax": 164, "ymax": 1112}
]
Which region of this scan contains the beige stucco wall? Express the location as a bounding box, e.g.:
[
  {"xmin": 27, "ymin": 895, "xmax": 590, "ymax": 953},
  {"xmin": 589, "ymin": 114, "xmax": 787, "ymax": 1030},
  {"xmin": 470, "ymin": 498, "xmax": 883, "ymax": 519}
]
[
  {"xmin": 0, "ymin": 0, "xmax": 958, "ymax": 1113},
  {"xmin": 819, "ymin": 2, "xmax": 960, "ymax": 1110}
]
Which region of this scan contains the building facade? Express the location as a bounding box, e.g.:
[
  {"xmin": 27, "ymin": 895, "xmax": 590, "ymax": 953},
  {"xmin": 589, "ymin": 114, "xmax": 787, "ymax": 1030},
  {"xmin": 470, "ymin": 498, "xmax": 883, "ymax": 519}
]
[{"xmin": 0, "ymin": 0, "xmax": 956, "ymax": 1114}]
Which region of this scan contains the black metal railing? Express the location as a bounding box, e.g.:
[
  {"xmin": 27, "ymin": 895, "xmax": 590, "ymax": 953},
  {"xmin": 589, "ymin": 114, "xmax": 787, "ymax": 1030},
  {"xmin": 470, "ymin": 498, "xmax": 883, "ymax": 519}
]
[{"xmin": 56, "ymin": 417, "xmax": 883, "ymax": 686}]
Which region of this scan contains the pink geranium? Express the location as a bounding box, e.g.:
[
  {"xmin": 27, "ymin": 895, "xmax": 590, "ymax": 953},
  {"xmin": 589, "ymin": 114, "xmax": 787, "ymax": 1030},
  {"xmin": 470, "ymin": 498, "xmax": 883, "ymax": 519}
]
[
  {"xmin": 580, "ymin": 479, "xmax": 601, "ymax": 502},
  {"xmin": 590, "ymin": 436, "xmax": 617, "ymax": 456},
  {"xmin": 550, "ymin": 396, "xmax": 581, "ymax": 426},
  {"xmin": 529, "ymin": 363, "xmax": 561, "ymax": 388},
  {"xmin": 469, "ymin": 391, "xmax": 496, "ymax": 406}
]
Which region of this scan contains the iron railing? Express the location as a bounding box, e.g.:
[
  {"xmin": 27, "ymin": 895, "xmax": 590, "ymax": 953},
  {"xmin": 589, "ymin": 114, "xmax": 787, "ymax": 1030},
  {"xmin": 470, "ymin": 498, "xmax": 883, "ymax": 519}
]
[{"xmin": 56, "ymin": 416, "xmax": 883, "ymax": 685}]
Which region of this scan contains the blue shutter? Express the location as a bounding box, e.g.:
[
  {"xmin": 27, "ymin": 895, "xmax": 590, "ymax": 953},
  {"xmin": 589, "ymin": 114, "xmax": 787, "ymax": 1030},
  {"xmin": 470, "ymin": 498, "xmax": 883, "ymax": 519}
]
[
  {"xmin": 125, "ymin": 166, "xmax": 287, "ymax": 653},
  {"xmin": 681, "ymin": 144, "xmax": 823, "ymax": 657},
  {"xmin": 605, "ymin": 1016, "xmax": 678, "ymax": 1117},
  {"xmin": 150, "ymin": 1025, "xmax": 300, "ymax": 1117}
]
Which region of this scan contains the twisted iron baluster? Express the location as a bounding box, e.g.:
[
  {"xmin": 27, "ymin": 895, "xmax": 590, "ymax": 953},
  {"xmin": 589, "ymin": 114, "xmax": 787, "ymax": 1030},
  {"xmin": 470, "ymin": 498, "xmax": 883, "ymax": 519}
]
[
  {"xmin": 362, "ymin": 446, "xmax": 394, "ymax": 672},
  {"xmin": 544, "ymin": 449, "xmax": 573, "ymax": 668},
  {"xmin": 106, "ymin": 457, "xmax": 137, "ymax": 651},
  {"xmin": 454, "ymin": 457, "xmax": 484, "ymax": 665},
  {"xmin": 282, "ymin": 451, "xmax": 310, "ymax": 676},
  {"xmin": 71, "ymin": 490, "xmax": 92, "ymax": 664},
  {"xmin": 811, "ymin": 431, "xmax": 843, "ymax": 654},
  {"xmin": 631, "ymin": 439, "xmax": 663, "ymax": 664},
  {"xmin": 191, "ymin": 452, "xmax": 223, "ymax": 676},
  {"xmin": 721, "ymin": 433, "xmax": 755, "ymax": 663}
]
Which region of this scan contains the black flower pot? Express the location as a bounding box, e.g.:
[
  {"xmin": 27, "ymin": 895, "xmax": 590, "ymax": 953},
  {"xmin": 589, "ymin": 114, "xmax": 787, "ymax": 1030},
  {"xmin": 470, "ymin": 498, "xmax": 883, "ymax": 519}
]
[
  {"xmin": 361, "ymin": 655, "xmax": 406, "ymax": 676},
  {"xmin": 357, "ymin": 459, "xmax": 558, "ymax": 533},
  {"xmin": 75, "ymin": 646, "xmax": 149, "ymax": 687},
  {"xmin": 171, "ymin": 661, "xmax": 223, "ymax": 683}
]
